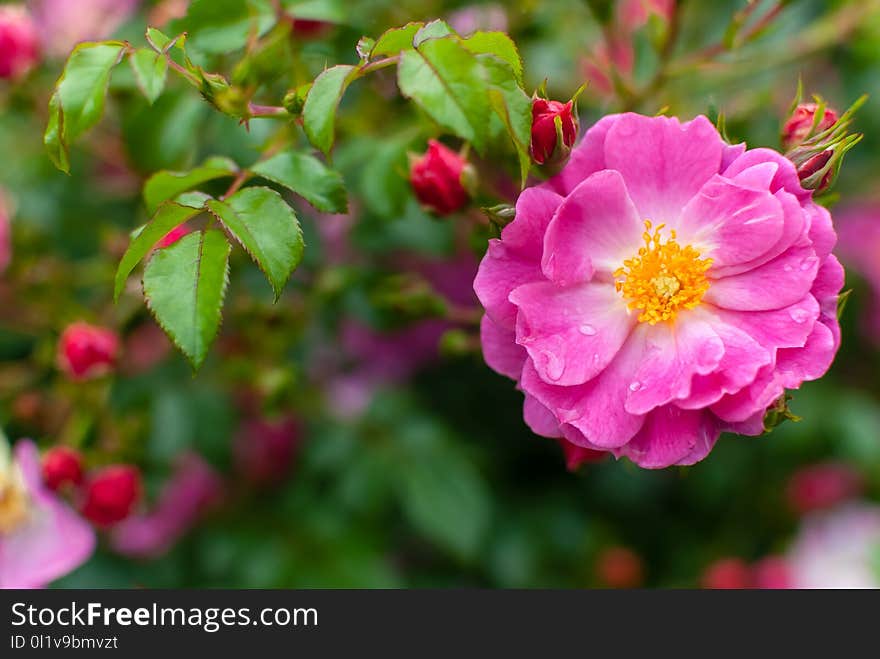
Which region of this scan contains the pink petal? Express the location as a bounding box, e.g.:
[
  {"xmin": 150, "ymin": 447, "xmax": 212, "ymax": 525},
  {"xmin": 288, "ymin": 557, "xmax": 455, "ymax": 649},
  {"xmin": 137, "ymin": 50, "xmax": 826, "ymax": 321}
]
[
  {"xmin": 806, "ymin": 202, "xmax": 836, "ymax": 261},
  {"xmin": 480, "ymin": 314, "xmax": 526, "ymax": 380},
  {"xmin": 502, "ymin": 186, "xmax": 564, "ymax": 259},
  {"xmin": 704, "ymin": 245, "xmax": 819, "ymax": 311},
  {"xmin": 677, "ymin": 174, "xmax": 785, "ymax": 268},
  {"xmin": 542, "ymin": 169, "xmax": 643, "ymax": 284},
  {"xmin": 616, "ymin": 405, "xmax": 719, "ymax": 469},
  {"xmin": 604, "ymin": 114, "xmax": 723, "ymax": 222},
  {"xmin": 714, "ymin": 295, "xmax": 819, "ymax": 351},
  {"xmin": 523, "ymin": 394, "xmax": 562, "ymax": 437},
  {"xmin": 474, "ymin": 240, "xmax": 543, "ymax": 329},
  {"xmin": 520, "ymin": 334, "xmax": 647, "ymax": 449},
  {"xmin": 547, "ymin": 114, "xmax": 620, "ymax": 196},
  {"xmin": 625, "ymin": 315, "xmax": 724, "ymax": 415},
  {"xmin": 722, "ymin": 147, "xmax": 810, "ymax": 202},
  {"xmin": 511, "ymin": 281, "xmax": 634, "ymax": 386}
]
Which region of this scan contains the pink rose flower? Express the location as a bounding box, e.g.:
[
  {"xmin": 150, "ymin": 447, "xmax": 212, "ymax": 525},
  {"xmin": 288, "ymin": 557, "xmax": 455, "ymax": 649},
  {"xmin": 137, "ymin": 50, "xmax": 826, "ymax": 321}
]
[
  {"xmin": 0, "ymin": 5, "xmax": 39, "ymax": 80},
  {"xmin": 30, "ymin": 0, "xmax": 139, "ymax": 59},
  {"xmin": 786, "ymin": 461, "xmax": 862, "ymax": 514},
  {"xmin": 0, "ymin": 439, "xmax": 95, "ymax": 588},
  {"xmin": 111, "ymin": 453, "xmax": 222, "ymax": 558},
  {"xmin": 410, "ymin": 140, "xmax": 471, "ymax": 216},
  {"xmin": 474, "ymin": 113, "xmax": 842, "ymax": 469},
  {"xmin": 80, "ymin": 464, "xmax": 141, "ymax": 527},
  {"xmin": 785, "ymin": 503, "xmax": 880, "ymax": 588}
]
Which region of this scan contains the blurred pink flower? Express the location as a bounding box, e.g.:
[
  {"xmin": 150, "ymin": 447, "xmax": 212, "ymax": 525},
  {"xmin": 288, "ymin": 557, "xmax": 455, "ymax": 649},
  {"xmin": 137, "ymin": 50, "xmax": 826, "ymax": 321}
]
[
  {"xmin": 476, "ymin": 113, "xmax": 842, "ymax": 468},
  {"xmin": 111, "ymin": 454, "xmax": 222, "ymax": 558},
  {"xmin": 786, "ymin": 503, "xmax": 880, "ymax": 588},
  {"xmin": 835, "ymin": 204, "xmax": 880, "ymax": 342},
  {"xmin": 701, "ymin": 557, "xmax": 752, "ymax": 589},
  {"xmin": 786, "ymin": 461, "xmax": 863, "ymax": 514},
  {"xmin": 619, "ymin": 0, "xmax": 675, "ymax": 31},
  {"xmin": 0, "ymin": 5, "xmax": 39, "ymax": 79},
  {"xmin": 30, "ymin": 0, "xmax": 140, "ymax": 59},
  {"xmin": 57, "ymin": 321, "xmax": 120, "ymax": 381},
  {"xmin": 752, "ymin": 556, "xmax": 791, "ymax": 589},
  {"xmin": 0, "ymin": 439, "xmax": 95, "ymax": 588},
  {"xmin": 448, "ymin": 3, "xmax": 508, "ymax": 35}
]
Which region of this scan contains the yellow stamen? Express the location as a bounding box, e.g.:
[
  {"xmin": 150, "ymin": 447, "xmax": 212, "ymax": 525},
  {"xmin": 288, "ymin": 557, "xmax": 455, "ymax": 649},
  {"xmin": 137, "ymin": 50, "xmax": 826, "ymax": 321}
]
[
  {"xmin": 614, "ymin": 220, "xmax": 712, "ymax": 324},
  {"xmin": 0, "ymin": 467, "xmax": 28, "ymax": 534}
]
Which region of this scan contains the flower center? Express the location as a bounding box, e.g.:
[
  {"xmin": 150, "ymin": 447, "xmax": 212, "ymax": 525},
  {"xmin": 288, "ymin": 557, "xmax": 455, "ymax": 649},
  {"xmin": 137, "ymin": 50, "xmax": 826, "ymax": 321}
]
[
  {"xmin": 0, "ymin": 468, "xmax": 29, "ymax": 534},
  {"xmin": 614, "ymin": 220, "xmax": 713, "ymax": 324}
]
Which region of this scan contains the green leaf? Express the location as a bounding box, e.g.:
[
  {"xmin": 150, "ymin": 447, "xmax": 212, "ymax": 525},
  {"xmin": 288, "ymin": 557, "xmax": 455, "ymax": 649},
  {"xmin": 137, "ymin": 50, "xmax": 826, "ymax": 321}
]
[
  {"xmin": 397, "ymin": 37, "xmax": 491, "ymax": 152},
  {"xmin": 250, "ymin": 150, "xmax": 347, "ymax": 213},
  {"xmin": 400, "ymin": 447, "xmax": 491, "ymax": 561},
  {"xmin": 143, "ymin": 156, "xmax": 238, "ymax": 214},
  {"xmin": 462, "ymin": 32, "xmax": 524, "ymax": 86},
  {"xmin": 302, "ymin": 64, "xmax": 355, "ymax": 156},
  {"xmin": 413, "ymin": 19, "xmax": 455, "ymax": 46},
  {"xmin": 129, "ymin": 48, "xmax": 168, "ymax": 104},
  {"xmin": 179, "ymin": 0, "xmax": 275, "ymax": 54},
  {"xmin": 206, "ymin": 187, "xmax": 303, "ymax": 300},
  {"xmin": 143, "ymin": 230, "xmax": 231, "ymax": 370},
  {"xmin": 370, "ymin": 22, "xmax": 423, "ymax": 57},
  {"xmin": 146, "ymin": 27, "xmax": 172, "ymax": 51},
  {"xmin": 43, "ymin": 42, "xmax": 126, "ymax": 172},
  {"xmin": 482, "ymin": 56, "xmax": 532, "ymax": 184},
  {"xmin": 115, "ymin": 202, "xmax": 203, "ymax": 302}
]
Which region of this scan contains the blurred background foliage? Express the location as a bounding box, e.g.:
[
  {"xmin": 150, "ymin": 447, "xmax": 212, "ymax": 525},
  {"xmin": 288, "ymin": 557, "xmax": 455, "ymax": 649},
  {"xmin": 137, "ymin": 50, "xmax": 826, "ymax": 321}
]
[{"xmin": 1, "ymin": 0, "xmax": 879, "ymax": 588}]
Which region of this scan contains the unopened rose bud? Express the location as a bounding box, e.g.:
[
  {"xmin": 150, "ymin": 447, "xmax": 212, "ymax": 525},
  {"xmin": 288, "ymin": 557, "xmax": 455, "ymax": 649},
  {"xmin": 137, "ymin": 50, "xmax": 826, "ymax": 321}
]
[
  {"xmin": 782, "ymin": 102, "xmax": 838, "ymax": 150},
  {"xmin": 57, "ymin": 322, "xmax": 119, "ymax": 381},
  {"xmin": 42, "ymin": 446, "xmax": 84, "ymax": 491},
  {"xmin": 409, "ymin": 140, "xmax": 472, "ymax": 216},
  {"xmin": 596, "ymin": 546, "xmax": 644, "ymax": 588},
  {"xmin": 0, "ymin": 5, "xmax": 39, "ymax": 80},
  {"xmin": 81, "ymin": 465, "xmax": 141, "ymax": 526},
  {"xmin": 796, "ymin": 150, "xmax": 834, "ymax": 193},
  {"xmin": 530, "ymin": 98, "xmax": 578, "ymax": 166}
]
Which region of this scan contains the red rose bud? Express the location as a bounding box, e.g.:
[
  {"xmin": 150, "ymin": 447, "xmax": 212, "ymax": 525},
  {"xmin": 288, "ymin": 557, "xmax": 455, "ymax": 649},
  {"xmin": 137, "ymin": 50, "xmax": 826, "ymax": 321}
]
[
  {"xmin": 409, "ymin": 140, "xmax": 471, "ymax": 216},
  {"xmin": 701, "ymin": 558, "xmax": 752, "ymax": 589},
  {"xmin": 796, "ymin": 150, "xmax": 833, "ymax": 192},
  {"xmin": 233, "ymin": 416, "xmax": 300, "ymax": 485},
  {"xmin": 42, "ymin": 446, "xmax": 84, "ymax": 491},
  {"xmin": 782, "ymin": 102, "xmax": 838, "ymax": 150},
  {"xmin": 596, "ymin": 546, "xmax": 644, "ymax": 588},
  {"xmin": 530, "ymin": 98, "xmax": 578, "ymax": 165},
  {"xmin": 0, "ymin": 5, "xmax": 39, "ymax": 80},
  {"xmin": 81, "ymin": 465, "xmax": 141, "ymax": 526},
  {"xmin": 57, "ymin": 322, "xmax": 119, "ymax": 381},
  {"xmin": 786, "ymin": 462, "xmax": 863, "ymax": 515}
]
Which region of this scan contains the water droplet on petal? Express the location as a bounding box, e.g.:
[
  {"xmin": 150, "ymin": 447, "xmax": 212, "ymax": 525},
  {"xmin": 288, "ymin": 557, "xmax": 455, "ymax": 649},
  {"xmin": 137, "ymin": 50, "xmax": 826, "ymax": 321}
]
[
  {"xmin": 800, "ymin": 256, "xmax": 818, "ymax": 271},
  {"xmin": 629, "ymin": 381, "xmax": 642, "ymax": 392},
  {"xmin": 578, "ymin": 324, "xmax": 597, "ymax": 336},
  {"xmin": 592, "ymin": 353, "xmax": 601, "ymax": 363},
  {"xmin": 542, "ymin": 350, "xmax": 565, "ymax": 381},
  {"xmin": 783, "ymin": 264, "xmax": 794, "ymax": 272},
  {"xmin": 789, "ymin": 308, "xmax": 809, "ymax": 323}
]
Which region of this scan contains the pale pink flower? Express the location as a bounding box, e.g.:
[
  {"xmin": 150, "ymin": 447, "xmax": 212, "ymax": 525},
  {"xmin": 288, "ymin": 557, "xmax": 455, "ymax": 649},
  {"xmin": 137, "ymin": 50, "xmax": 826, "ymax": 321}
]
[
  {"xmin": 835, "ymin": 204, "xmax": 880, "ymax": 343},
  {"xmin": 0, "ymin": 5, "xmax": 39, "ymax": 79},
  {"xmin": 786, "ymin": 503, "xmax": 880, "ymax": 588},
  {"xmin": 0, "ymin": 439, "xmax": 95, "ymax": 588},
  {"xmin": 475, "ymin": 113, "xmax": 842, "ymax": 468},
  {"xmin": 448, "ymin": 3, "xmax": 508, "ymax": 35}
]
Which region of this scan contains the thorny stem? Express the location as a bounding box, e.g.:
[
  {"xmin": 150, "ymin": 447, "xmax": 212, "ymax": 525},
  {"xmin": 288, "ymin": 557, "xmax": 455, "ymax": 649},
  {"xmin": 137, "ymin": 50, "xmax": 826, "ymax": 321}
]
[
  {"xmin": 247, "ymin": 103, "xmax": 289, "ymax": 119},
  {"xmin": 221, "ymin": 170, "xmax": 250, "ymax": 200}
]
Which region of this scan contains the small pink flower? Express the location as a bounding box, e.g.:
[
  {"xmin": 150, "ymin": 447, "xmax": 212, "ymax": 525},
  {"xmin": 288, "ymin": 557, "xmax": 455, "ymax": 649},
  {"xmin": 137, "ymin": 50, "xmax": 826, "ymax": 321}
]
[
  {"xmin": 0, "ymin": 439, "xmax": 95, "ymax": 588},
  {"xmin": 785, "ymin": 503, "xmax": 880, "ymax": 588},
  {"xmin": 41, "ymin": 446, "xmax": 84, "ymax": 492},
  {"xmin": 531, "ymin": 99, "xmax": 578, "ymax": 165},
  {"xmin": 475, "ymin": 113, "xmax": 842, "ymax": 469},
  {"xmin": 410, "ymin": 140, "xmax": 471, "ymax": 216},
  {"xmin": 111, "ymin": 453, "xmax": 222, "ymax": 558},
  {"xmin": 80, "ymin": 465, "xmax": 141, "ymax": 527},
  {"xmin": 782, "ymin": 103, "xmax": 838, "ymax": 150},
  {"xmin": 57, "ymin": 322, "xmax": 120, "ymax": 381},
  {"xmin": 0, "ymin": 5, "xmax": 39, "ymax": 80},
  {"xmin": 701, "ymin": 557, "xmax": 752, "ymax": 589},
  {"xmin": 30, "ymin": 0, "xmax": 139, "ymax": 59},
  {"xmin": 786, "ymin": 462, "xmax": 862, "ymax": 514},
  {"xmin": 447, "ymin": 3, "xmax": 508, "ymax": 35}
]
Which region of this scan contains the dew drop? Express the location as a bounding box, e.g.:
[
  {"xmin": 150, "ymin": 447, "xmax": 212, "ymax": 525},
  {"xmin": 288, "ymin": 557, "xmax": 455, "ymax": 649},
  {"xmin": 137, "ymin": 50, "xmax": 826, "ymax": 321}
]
[
  {"xmin": 542, "ymin": 350, "xmax": 565, "ymax": 381},
  {"xmin": 789, "ymin": 308, "xmax": 809, "ymax": 323},
  {"xmin": 629, "ymin": 381, "xmax": 642, "ymax": 392},
  {"xmin": 800, "ymin": 256, "xmax": 818, "ymax": 272},
  {"xmin": 592, "ymin": 353, "xmax": 601, "ymax": 363},
  {"xmin": 783, "ymin": 264, "xmax": 794, "ymax": 272},
  {"xmin": 578, "ymin": 324, "xmax": 597, "ymax": 336}
]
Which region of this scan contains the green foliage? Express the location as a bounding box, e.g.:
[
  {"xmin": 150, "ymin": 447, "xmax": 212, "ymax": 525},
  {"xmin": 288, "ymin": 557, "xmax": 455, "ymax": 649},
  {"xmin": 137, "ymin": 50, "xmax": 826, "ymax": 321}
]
[
  {"xmin": 177, "ymin": 0, "xmax": 275, "ymax": 54},
  {"xmin": 207, "ymin": 187, "xmax": 304, "ymax": 300},
  {"xmin": 302, "ymin": 65, "xmax": 356, "ymax": 156},
  {"xmin": 143, "ymin": 230, "xmax": 231, "ymax": 369},
  {"xmin": 250, "ymin": 150, "xmax": 348, "ymax": 213},
  {"xmin": 44, "ymin": 42, "xmax": 127, "ymax": 172},
  {"xmin": 143, "ymin": 157, "xmax": 239, "ymax": 215},
  {"xmin": 129, "ymin": 48, "xmax": 168, "ymax": 104}
]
